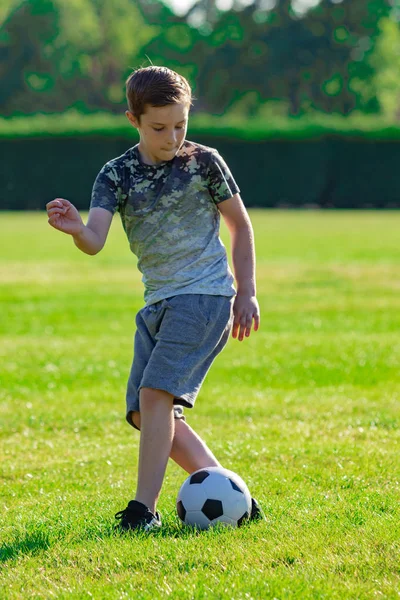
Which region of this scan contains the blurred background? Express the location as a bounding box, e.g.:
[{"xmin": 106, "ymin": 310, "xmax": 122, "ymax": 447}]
[{"xmin": 1, "ymin": 0, "xmax": 400, "ymax": 210}]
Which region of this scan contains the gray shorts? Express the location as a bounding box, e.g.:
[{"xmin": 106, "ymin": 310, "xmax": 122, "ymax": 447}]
[{"xmin": 126, "ymin": 293, "xmax": 234, "ymax": 429}]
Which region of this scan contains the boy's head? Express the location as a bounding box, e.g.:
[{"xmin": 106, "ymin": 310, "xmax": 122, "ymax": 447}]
[
  {"xmin": 125, "ymin": 66, "xmax": 193, "ymax": 165},
  {"xmin": 126, "ymin": 66, "xmax": 192, "ymax": 122}
]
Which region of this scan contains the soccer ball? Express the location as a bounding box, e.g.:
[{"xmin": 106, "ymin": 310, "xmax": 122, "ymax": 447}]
[{"xmin": 176, "ymin": 466, "xmax": 252, "ymax": 529}]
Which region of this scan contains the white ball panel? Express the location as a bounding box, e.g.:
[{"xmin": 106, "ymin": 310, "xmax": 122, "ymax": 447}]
[
  {"xmin": 221, "ymin": 469, "xmax": 252, "ymax": 513},
  {"xmin": 201, "ymin": 472, "xmax": 234, "ymax": 500},
  {"xmin": 185, "ymin": 510, "xmax": 211, "ymax": 529},
  {"xmin": 200, "ymin": 468, "xmax": 252, "ymax": 516},
  {"xmin": 213, "ymin": 515, "xmax": 237, "ymax": 528},
  {"xmin": 177, "ymin": 481, "xmax": 207, "ymax": 511},
  {"xmin": 224, "ymin": 495, "xmax": 250, "ymax": 521},
  {"xmin": 221, "ymin": 468, "xmax": 252, "ymax": 495}
]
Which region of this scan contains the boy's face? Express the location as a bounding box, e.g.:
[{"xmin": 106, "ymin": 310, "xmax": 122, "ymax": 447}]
[{"xmin": 126, "ymin": 103, "xmax": 189, "ymax": 166}]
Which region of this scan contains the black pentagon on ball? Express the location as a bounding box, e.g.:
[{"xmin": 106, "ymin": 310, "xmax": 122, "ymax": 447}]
[
  {"xmin": 229, "ymin": 479, "xmax": 243, "ymax": 493},
  {"xmin": 237, "ymin": 511, "xmax": 250, "ymax": 527},
  {"xmin": 202, "ymin": 499, "xmax": 224, "ymax": 520},
  {"xmin": 177, "ymin": 500, "xmax": 186, "ymax": 521},
  {"xmin": 190, "ymin": 470, "xmax": 210, "ymax": 484}
]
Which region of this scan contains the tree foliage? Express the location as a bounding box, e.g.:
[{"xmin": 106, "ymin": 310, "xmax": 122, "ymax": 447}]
[{"xmin": 0, "ymin": 0, "xmax": 398, "ymax": 118}]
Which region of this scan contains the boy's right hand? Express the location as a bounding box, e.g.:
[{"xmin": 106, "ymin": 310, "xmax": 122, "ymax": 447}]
[{"xmin": 46, "ymin": 198, "xmax": 84, "ymax": 236}]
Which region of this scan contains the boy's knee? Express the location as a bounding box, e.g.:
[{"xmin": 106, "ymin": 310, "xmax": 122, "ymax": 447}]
[
  {"xmin": 140, "ymin": 387, "xmax": 174, "ymax": 407},
  {"xmin": 131, "ymin": 408, "xmax": 185, "ymax": 431}
]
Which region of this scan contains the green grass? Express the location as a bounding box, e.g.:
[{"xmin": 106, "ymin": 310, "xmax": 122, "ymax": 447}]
[{"xmin": 1, "ymin": 210, "xmax": 399, "ymax": 599}]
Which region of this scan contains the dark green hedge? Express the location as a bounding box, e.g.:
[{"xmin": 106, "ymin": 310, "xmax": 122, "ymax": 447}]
[{"xmin": 1, "ymin": 113, "xmax": 400, "ymax": 210}]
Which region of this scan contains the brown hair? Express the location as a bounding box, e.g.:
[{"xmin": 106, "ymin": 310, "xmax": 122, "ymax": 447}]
[{"xmin": 126, "ymin": 66, "xmax": 193, "ymax": 122}]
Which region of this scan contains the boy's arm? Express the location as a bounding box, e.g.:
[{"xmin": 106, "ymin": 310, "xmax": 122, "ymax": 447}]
[
  {"xmin": 46, "ymin": 198, "xmax": 113, "ymax": 255},
  {"xmin": 73, "ymin": 206, "xmax": 113, "ymax": 254},
  {"xmin": 218, "ymin": 193, "xmax": 260, "ymax": 341}
]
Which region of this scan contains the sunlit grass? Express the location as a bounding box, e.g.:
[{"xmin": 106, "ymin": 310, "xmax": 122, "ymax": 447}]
[{"xmin": 1, "ymin": 210, "xmax": 399, "ymax": 599}]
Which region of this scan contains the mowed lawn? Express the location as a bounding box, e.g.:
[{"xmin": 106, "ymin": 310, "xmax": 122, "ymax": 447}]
[{"xmin": 0, "ymin": 210, "xmax": 399, "ymax": 599}]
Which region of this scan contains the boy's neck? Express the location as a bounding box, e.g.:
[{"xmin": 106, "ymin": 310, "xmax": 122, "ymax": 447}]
[{"xmin": 137, "ymin": 143, "xmax": 164, "ymax": 166}]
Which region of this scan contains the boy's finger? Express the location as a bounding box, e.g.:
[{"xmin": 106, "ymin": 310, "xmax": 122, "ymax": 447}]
[
  {"xmin": 239, "ymin": 323, "xmax": 247, "ymax": 341},
  {"xmin": 238, "ymin": 319, "xmax": 248, "ymax": 341},
  {"xmin": 244, "ymin": 317, "xmax": 253, "ymax": 338},
  {"xmin": 48, "ymin": 216, "xmax": 60, "ymax": 229},
  {"xmin": 48, "ymin": 198, "xmax": 68, "ymax": 210},
  {"xmin": 47, "ymin": 207, "xmax": 64, "ymax": 217},
  {"xmin": 254, "ymin": 313, "xmax": 260, "ymax": 331},
  {"xmin": 232, "ymin": 321, "xmax": 239, "ymax": 338},
  {"xmin": 46, "ymin": 201, "xmax": 59, "ymax": 210}
]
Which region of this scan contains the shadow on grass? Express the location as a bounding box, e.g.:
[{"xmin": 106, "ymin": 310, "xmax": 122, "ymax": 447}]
[
  {"xmin": 103, "ymin": 513, "xmax": 262, "ymax": 541},
  {"xmin": 0, "ymin": 519, "xmax": 195, "ymax": 563},
  {"xmin": 0, "ymin": 529, "xmax": 51, "ymax": 563},
  {"xmin": 0, "ymin": 519, "xmax": 184, "ymax": 563},
  {"xmin": 81, "ymin": 517, "xmax": 199, "ymax": 541},
  {"xmin": 0, "ymin": 514, "xmax": 262, "ymax": 563}
]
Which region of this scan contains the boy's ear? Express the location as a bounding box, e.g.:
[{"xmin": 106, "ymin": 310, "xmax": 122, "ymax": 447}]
[{"xmin": 126, "ymin": 110, "xmax": 139, "ymax": 129}]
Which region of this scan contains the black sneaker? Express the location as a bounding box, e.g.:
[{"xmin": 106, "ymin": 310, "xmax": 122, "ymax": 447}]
[
  {"xmin": 115, "ymin": 500, "xmax": 162, "ymax": 532},
  {"xmin": 250, "ymin": 497, "xmax": 266, "ymax": 521}
]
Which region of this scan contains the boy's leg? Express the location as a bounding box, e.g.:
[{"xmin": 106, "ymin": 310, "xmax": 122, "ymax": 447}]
[
  {"xmin": 134, "ymin": 387, "xmax": 175, "ymax": 514},
  {"xmin": 170, "ymin": 419, "xmax": 221, "ymax": 472},
  {"xmin": 132, "ymin": 410, "xmax": 221, "ymax": 474},
  {"xmin": 132, "ymin": 410, "xmax": 265, "ymax": 522},
  {"xmin": 171, "ymin": 419, "xmax": 265, "ymax": 521}
]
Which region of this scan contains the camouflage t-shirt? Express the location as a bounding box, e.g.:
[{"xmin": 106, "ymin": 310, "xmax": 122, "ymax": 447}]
[{"xmin": 90, "ymin": 140, "xmax": 239, "ymax": 305}]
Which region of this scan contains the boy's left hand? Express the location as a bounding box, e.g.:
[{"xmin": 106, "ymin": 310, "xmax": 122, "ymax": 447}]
[{"xmin": 232, "ymin": 294, "xmax": 260, "ymax": 341}]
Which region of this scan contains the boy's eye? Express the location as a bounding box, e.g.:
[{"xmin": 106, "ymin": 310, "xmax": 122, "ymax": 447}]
[{"xmin": 152, "ymin": 126, "xmax": 184, "ymax": 132}]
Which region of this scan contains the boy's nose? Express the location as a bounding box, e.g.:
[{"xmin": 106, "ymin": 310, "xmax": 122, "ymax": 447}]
[{"xmin": 166, "ymin": 131, "xmax": 178, "ymax": 145}]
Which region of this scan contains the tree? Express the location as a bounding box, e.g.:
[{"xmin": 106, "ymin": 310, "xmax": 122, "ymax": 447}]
[
  {"xmin": 0, "ymin": 0, "xmax": 160, "ymax": 115},
  {"xmin": 0, "ymin": 0, "xmax": 397, "ymax": 118},
  {"xmin": 369, "ymin": 16, "xmax": 400, "ymax": 119}
]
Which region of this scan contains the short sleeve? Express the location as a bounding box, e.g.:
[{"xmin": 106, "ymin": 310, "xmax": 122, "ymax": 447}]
[
  {"xmin": 207, "ymin": 151, "xmax": 240, "ymax": 204},
  {"xmin": 90, "ymin": 163, "xmax": 120, "ymax": 214}
]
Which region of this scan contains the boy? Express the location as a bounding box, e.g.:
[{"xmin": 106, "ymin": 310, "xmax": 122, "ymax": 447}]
[{"xmin": 46, "ymin": 66, "xmax": 263, "ymax": 532}]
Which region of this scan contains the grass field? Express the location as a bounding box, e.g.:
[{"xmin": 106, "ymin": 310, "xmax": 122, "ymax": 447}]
[{"xmin": 1, "ymin": 210, "xmax": 399, "ymax": 599}]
